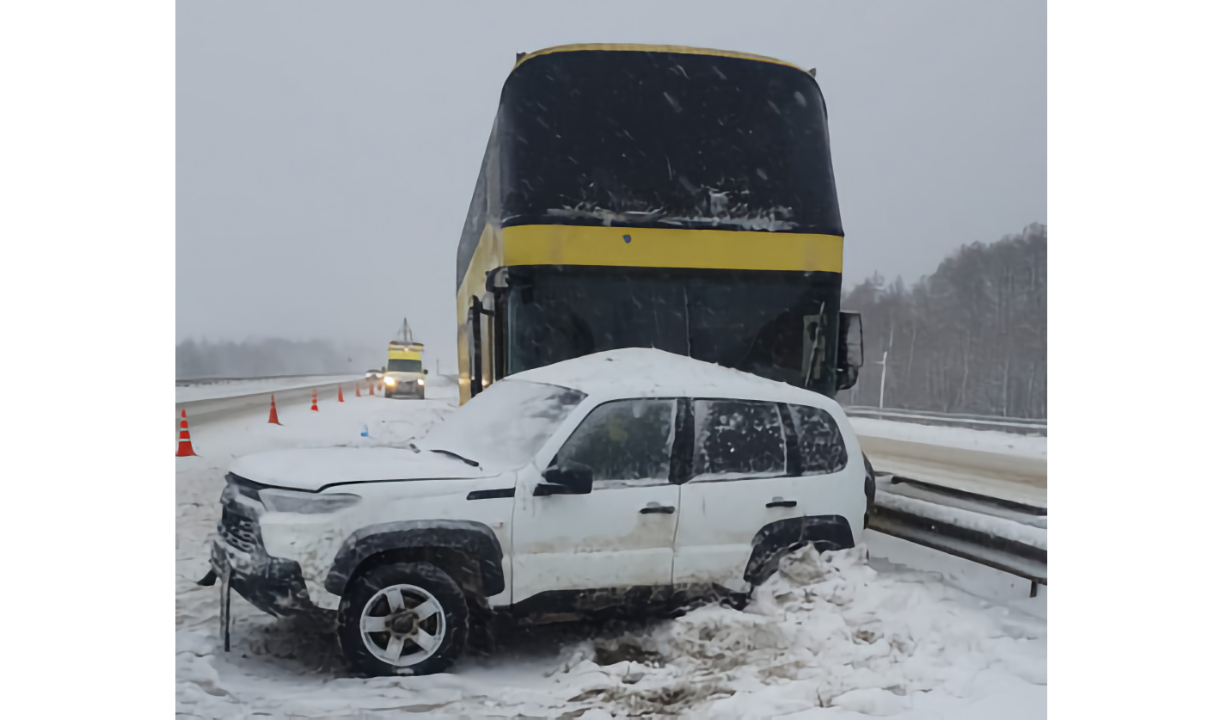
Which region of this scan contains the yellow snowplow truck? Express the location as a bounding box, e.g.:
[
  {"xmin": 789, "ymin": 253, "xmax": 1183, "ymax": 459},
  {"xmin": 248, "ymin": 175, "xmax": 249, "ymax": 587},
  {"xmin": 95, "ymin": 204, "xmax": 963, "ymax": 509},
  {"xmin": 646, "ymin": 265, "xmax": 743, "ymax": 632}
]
[{"xmin": 383, "ymin": 342, "xmax": 427, "ymax": 399}]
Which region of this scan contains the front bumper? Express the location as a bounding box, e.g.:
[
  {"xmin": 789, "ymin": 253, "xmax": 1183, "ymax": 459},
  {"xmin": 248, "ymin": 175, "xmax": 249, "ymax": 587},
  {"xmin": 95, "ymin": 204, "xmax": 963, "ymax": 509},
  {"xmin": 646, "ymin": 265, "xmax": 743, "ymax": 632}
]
[
  {"xmin": 385, "ymin": 381, "xmax": 424, "ymax": 396},
  {"xmin": 210, "ymin": 538, "xmax": 318, "ymax": 619},
  {"xmin": 212, "ymin": 488, "xmax": 322, "ymax": 619}
]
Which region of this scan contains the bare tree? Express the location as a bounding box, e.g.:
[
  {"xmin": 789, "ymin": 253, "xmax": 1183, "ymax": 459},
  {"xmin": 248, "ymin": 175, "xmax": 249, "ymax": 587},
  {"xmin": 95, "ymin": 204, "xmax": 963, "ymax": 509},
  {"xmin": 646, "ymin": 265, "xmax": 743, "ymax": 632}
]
[{"xmin": 838, "ymin": 223, "xmax": 1046, "ymax": 419}]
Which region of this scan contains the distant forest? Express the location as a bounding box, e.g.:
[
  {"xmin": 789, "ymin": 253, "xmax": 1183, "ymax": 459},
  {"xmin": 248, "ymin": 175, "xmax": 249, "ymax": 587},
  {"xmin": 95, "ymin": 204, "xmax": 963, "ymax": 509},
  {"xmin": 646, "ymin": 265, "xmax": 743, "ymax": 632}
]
[
  {"xmin": 836, "ymin": 223, "xmax": 1047, "ymax": 419},
  {"xmin": 176, "ymin": 338, "xmax": 382, "ymax": 379}
]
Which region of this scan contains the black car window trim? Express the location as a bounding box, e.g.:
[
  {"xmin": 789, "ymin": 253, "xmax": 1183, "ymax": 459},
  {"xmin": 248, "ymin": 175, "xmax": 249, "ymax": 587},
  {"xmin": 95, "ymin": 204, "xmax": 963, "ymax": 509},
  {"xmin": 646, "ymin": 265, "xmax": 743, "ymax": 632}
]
[{"xmin": 778, "ymin": 403, "xmax": 803, "ymax": 477}]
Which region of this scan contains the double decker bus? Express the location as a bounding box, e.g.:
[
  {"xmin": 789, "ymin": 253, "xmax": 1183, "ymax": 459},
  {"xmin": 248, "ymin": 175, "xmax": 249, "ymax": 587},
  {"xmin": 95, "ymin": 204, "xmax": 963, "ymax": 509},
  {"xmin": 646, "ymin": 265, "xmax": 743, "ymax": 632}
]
[{"xmin": 456, "ymin": 43, "xmax": 861, "ymax": 405}]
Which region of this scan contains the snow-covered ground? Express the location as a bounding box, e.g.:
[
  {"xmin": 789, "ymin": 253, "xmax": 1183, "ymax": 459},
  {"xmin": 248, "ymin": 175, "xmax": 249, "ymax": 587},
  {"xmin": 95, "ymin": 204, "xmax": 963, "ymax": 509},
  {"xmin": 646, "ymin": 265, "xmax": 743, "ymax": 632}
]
[
  {"xmin": 177, "ymin": 374, "xmax": 366, "ymax": 404},
  {"xmin": 176, "ymin": 387, "xmax": 1045, "ymax": 719},
  {"xmin": 849, "ymin": 418, "xmax": 1046, "ymax": 460}
]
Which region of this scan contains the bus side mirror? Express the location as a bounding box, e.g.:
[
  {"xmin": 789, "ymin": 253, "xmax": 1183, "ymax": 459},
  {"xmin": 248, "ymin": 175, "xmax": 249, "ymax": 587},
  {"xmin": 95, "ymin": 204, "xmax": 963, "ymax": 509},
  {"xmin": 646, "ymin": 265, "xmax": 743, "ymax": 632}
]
[
  {"xmin": 836, "ymin": 311, "xmax": 863, "ymax": 391},
  {"xmin": 485, "ymin": 266, "xmax": 509, "ymax": 294},
  {"xmin": 423, "ymin": 369, "xmax": 428, "ymax": 375}
]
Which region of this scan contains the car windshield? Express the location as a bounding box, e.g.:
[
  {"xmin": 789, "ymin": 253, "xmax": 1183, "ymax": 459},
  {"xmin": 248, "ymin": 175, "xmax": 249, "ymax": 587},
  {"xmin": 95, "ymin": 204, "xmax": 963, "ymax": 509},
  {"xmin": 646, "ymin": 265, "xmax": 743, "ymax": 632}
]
[
  {"xmin": 387, "ymin": 358, "xmax": 422, "ymax": 372},
  {"xmin": 419, "ymin": 379, "xmax": 586, "ymax": 469}
]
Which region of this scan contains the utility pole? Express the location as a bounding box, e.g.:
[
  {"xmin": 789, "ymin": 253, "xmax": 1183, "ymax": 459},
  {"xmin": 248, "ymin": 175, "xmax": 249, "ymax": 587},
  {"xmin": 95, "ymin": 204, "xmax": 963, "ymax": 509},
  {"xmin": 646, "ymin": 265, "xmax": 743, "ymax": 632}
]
[
  {"xmin": 877, "ymin": 350, "xmax": 888, "ymax": 411},
  {"xmin": 877, "ymin": 325, "xmax": 894, "ymax": 411}
]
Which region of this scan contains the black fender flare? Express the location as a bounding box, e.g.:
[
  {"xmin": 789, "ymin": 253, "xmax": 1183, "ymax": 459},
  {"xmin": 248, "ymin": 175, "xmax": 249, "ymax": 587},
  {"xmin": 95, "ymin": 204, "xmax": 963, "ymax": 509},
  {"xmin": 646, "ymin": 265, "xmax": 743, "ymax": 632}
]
[
  {"xmin": 324, "ymin": 520, "xmax": 505, "ymax": 597},
  {"xmin": 743, "ymin": 515, "xmax": 855, "ymax": 586}
]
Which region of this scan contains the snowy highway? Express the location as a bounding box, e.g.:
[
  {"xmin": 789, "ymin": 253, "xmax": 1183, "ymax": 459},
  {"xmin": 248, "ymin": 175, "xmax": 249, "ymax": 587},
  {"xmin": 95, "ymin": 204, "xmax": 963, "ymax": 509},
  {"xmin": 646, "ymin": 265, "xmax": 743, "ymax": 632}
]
[{"xmin": 175, "ymin": 378, "xmax": 1046, "ymax": 718}]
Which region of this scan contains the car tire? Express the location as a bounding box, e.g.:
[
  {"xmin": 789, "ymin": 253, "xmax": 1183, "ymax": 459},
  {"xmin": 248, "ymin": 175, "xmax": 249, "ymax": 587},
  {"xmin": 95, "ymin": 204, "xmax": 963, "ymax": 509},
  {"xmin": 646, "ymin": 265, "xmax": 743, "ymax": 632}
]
[
  {"xmin": 385, "ymin": 390, "xmax": 393, "ymax": 399},
  {"xmin": 337, "ymin": 561, "xmax": 469, "ymax": 677}
]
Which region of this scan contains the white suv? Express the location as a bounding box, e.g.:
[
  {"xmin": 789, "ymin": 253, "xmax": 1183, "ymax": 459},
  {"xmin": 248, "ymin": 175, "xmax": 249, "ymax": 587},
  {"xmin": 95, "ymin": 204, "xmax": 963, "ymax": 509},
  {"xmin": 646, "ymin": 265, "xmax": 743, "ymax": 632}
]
[{"xmin": 204, "ymin": 349, "xmax": 873, "ymax": 677}]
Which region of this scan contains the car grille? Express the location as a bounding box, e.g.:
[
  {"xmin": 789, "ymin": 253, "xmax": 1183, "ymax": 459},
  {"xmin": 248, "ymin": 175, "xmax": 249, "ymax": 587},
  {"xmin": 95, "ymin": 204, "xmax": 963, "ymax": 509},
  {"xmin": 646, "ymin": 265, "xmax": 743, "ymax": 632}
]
[{"xmin": 220, "ymin": 506, "xmax": 263, "ymax": 555}]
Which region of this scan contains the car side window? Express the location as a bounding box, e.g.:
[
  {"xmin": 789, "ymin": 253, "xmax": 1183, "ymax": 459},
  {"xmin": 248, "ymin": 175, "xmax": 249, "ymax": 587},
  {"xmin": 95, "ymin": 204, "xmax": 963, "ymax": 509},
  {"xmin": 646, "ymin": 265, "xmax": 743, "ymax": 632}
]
[
  {"xmin": 787, "ymin": 404, "xmax": 848, "ymax": 475},
  {"xmin": 552, "ymin": 399, "xmax": 677, "ymax": 488},
  {"xmin": 692, "ymin": 399, "xmax": 786, "ymax": 479}
]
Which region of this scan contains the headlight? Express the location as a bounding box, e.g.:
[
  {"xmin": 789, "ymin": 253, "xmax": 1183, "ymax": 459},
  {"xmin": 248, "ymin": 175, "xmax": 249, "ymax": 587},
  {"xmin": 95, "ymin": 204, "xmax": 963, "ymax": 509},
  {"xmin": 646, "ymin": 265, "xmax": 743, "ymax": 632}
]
[
  {"xmin": 417, "ymin": 378, "xmax": 425, "ymax": 385},
  {"xmin": 259, "ymin": 489, "xmax": 362, "ymax": 514},
  {"xmin": 384, "ymin": 377, "xmax": 398, "ymax": 386}
]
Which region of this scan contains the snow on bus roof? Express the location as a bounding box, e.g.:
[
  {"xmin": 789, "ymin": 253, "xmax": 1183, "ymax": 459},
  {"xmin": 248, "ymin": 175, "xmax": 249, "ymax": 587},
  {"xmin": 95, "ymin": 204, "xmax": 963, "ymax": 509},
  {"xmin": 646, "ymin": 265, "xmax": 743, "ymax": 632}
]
[
  {"xmin": 509, "ymin": 348, "xmax": 834, "ymax": 407},
  {"xmin": 513, "ymin": 44, "xmax": 805, "ymax": 74}
]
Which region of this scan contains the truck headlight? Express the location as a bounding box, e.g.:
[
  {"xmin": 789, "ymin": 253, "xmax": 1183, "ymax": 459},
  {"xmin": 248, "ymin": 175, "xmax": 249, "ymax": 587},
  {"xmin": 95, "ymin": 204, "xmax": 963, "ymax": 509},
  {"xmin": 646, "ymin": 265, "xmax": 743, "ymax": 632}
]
[
  {"xmin": 417, "ymin": 378, "xmax": 425, "ymax": 385},
  {"xmin": 259, "ymin": 489, "xmax": 362, "ymax": 514},
  {"xmin": 385, "ymin": 377, "xmax": 398, "ymax": 386}
]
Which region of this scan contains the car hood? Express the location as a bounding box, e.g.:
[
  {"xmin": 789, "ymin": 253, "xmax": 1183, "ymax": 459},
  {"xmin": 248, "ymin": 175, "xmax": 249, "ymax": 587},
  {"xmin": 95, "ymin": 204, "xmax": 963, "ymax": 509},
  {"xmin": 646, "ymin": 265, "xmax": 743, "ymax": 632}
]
[{"xmin": 229, "ymin": 447, "xmax": 492, "ymax": 491}]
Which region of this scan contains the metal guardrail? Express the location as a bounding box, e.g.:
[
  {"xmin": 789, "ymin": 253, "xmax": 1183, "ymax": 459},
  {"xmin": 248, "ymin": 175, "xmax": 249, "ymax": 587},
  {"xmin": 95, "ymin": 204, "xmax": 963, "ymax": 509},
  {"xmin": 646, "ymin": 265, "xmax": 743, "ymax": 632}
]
[
  {"xmin": 869, "ymin": 474, "xmax": 1047, "ymax": 596},
  {"xmin": 175, "ymin": 378, "xmax": 362, "ymax": 424},
  {"xmin": 176, "ymin": 373, "xmax": 367, "ymax": 387},
  {"xmin": 175, "ymin": 374, "xmax": 457, "ymax": 425},
  {"xmin": 846, "ymin": 406, "xmax": 1047, "ymax": 435}
]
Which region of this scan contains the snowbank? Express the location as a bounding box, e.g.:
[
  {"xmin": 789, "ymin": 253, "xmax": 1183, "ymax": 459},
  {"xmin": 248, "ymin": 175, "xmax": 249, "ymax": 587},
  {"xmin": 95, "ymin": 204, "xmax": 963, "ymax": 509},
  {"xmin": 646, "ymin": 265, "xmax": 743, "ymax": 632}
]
[{"xmin": 552, "ymin": 545, "xmax": 1046, "ymax": 718}]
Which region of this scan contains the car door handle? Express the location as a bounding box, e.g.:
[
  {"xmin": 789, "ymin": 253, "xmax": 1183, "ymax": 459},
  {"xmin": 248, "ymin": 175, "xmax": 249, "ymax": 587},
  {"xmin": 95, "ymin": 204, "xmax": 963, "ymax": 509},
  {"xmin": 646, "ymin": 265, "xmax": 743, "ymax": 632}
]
[
  {"xmin": 640, "ymin": 503, "xmax": 676, "ymax": 514},
  {"xmin": 766, "ymin": 499, "xmax": 797, "ymax": 508}
]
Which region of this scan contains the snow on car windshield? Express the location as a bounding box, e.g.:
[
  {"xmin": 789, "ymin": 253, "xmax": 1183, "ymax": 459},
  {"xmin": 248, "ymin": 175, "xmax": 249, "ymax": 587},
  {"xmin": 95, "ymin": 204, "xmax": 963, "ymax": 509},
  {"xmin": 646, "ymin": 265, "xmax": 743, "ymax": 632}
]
[{"xmin": 419, "ymin": 379, "xmax": 586, "ymax": 469}]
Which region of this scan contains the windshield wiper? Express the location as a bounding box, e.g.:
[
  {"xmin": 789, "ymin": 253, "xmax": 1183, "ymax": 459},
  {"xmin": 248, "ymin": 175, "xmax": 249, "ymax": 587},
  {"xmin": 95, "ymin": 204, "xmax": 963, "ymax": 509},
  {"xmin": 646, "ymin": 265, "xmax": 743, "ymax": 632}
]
[{"xmin": 429, "ymin": 449, "xmax": 481, "ymax": 468}]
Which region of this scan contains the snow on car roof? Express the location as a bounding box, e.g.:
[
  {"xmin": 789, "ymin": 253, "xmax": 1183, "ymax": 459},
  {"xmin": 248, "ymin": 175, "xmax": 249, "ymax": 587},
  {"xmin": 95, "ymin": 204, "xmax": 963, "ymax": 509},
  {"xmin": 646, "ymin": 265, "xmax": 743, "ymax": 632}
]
[{"xmin": 509, "ymin": 348, "xmax": 837, "ymax": 408}]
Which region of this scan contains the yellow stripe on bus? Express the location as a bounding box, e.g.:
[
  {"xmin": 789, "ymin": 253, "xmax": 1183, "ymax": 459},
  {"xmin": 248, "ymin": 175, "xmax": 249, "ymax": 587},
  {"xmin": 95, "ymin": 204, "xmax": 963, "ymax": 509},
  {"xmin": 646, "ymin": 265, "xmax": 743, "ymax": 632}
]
[{"xmin": 501, "ymin": 225, "xmax": 843, "ymax": 274}]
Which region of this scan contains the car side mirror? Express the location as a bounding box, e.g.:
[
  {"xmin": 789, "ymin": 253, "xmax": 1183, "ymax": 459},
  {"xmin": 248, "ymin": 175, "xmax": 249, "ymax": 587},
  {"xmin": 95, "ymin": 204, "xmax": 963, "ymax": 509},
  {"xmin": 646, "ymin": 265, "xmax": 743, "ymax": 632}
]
[
  {"xmin": 836, "ymin": 311, "xmax": 863, "ymax": 391},
  {"xmin": 535, "ymin": 463, "xmax": 593, "ymax": 496}
]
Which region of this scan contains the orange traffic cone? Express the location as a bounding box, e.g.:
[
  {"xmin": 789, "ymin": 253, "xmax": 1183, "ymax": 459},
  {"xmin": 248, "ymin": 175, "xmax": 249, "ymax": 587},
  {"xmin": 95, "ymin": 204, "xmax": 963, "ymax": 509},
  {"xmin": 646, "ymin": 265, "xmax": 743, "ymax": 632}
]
[
  {"xmin": 311, "ymin": 388, "xmax": 319, "ymax": 412},
  {"xmin": 368, "ymin": 381, "xmax": 374, "ymax": 396},
  {"xmin": 338, "ymin": 385, "xmax": 345, "ymax": 402},
  {"xmin": 268, "ymin": 395, "xmax": 282, "ymax": 425},
  {"xmin": 354, "ymin": 382, "xmax": 361, "ymax": 398},
  {"xmin": 176, "ymin": 409, "xmax": 198, "ymax": 457}
]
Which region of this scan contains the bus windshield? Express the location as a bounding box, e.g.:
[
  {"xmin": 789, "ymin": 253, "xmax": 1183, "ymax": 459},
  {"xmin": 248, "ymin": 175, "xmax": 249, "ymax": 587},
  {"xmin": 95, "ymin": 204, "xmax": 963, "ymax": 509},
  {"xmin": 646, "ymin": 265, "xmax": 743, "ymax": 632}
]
[
  {"xmin": 499, "ymin": 50, "xmax": 841, "ymax": 234},
  {"xmin": 504, "ymin": 267, "xmax": 841, "ymax": 396}
]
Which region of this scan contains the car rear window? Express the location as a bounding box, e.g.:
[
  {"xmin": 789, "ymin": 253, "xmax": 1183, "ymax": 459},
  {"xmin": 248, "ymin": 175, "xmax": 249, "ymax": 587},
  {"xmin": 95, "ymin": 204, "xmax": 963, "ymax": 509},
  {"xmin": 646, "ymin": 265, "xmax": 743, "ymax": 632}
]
[{"xmin": 787, "ymin": 404, "xmax": 848, "ymax": 475}]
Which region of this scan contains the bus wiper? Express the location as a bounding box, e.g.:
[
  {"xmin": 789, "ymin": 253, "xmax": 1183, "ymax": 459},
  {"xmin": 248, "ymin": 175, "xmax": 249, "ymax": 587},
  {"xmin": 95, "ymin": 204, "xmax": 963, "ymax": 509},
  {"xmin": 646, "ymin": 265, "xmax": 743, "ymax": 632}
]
[{"xmin": 429, "ymin": 448, "xmax": 481, "ymax": 468}]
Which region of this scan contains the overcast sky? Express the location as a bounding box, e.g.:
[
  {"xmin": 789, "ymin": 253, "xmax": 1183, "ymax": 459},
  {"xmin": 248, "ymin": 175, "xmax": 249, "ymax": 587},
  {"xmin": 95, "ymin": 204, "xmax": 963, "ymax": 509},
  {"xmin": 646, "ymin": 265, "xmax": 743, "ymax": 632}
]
[{"xmin": 177, "ymin": 0, "xmax": 1046, "ymax": 371}]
